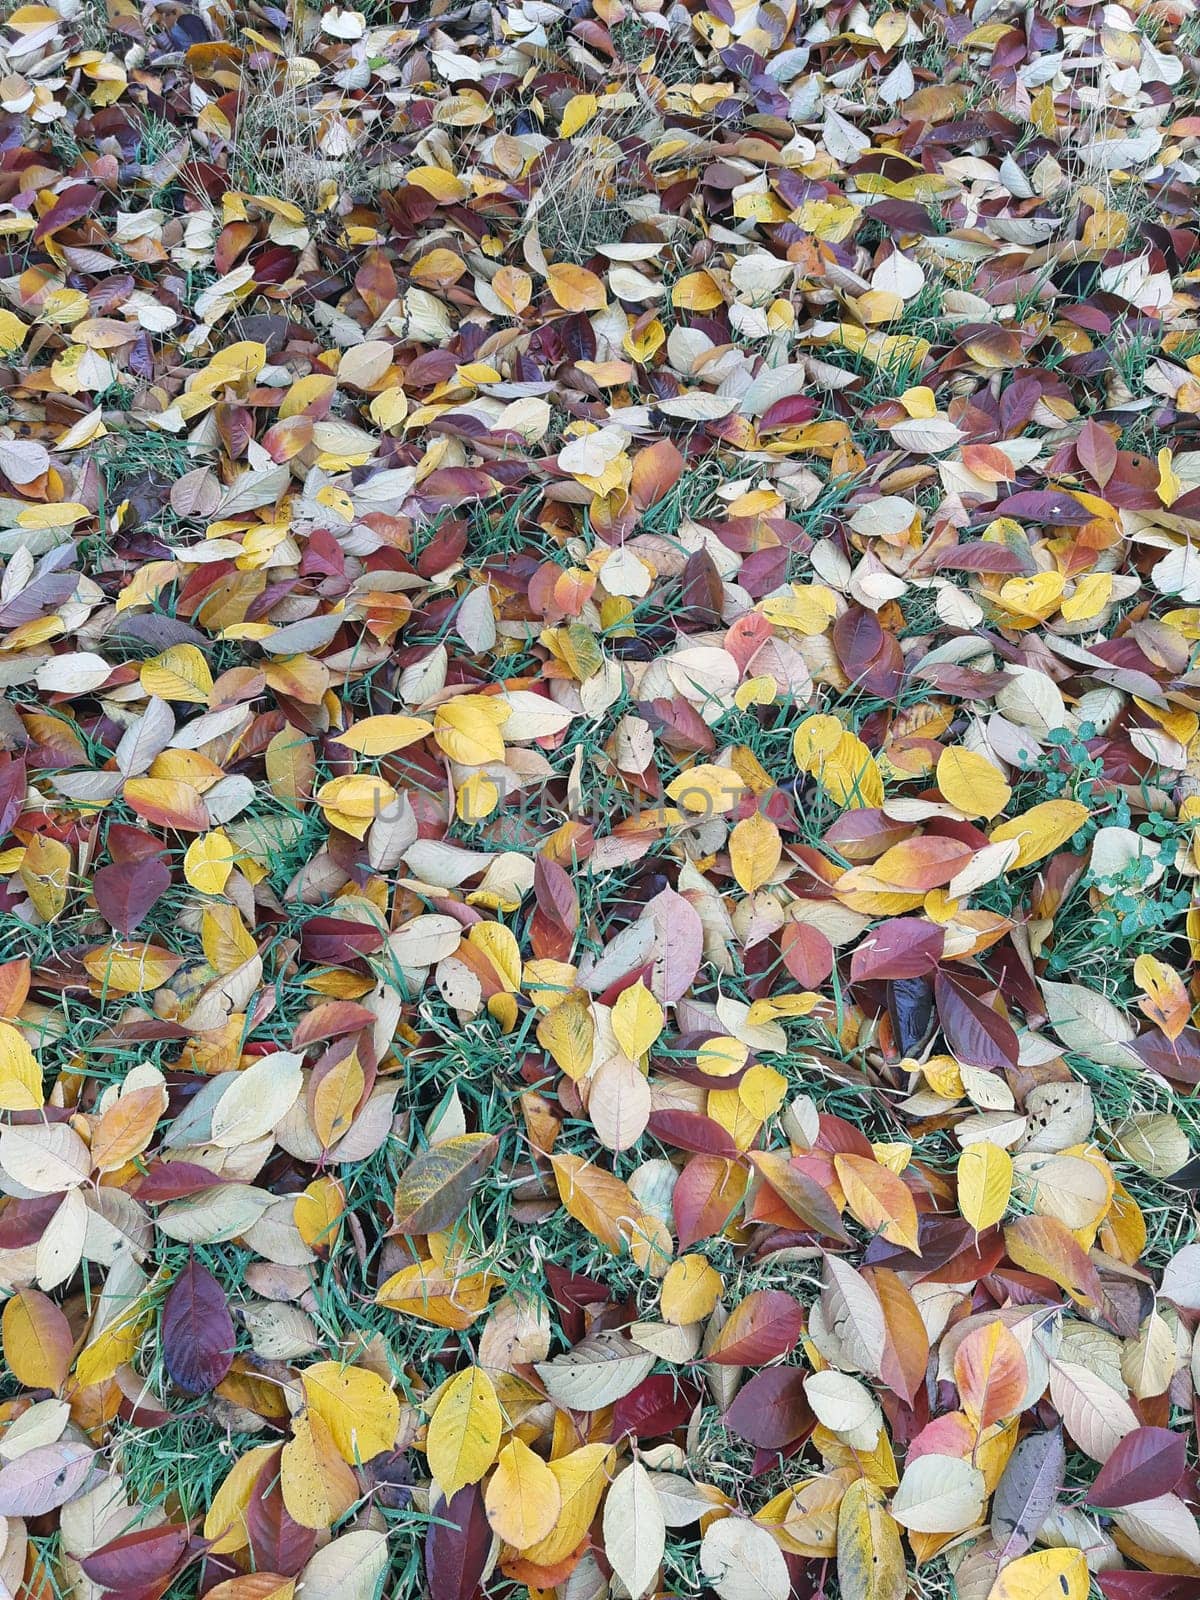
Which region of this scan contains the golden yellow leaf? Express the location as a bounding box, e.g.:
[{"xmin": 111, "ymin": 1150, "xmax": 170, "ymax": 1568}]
[
  {"xmin": 427, "ymin": 1366, "xmax": 502, "ymax": 1498},
  {"xmin": 19, "ymin": 833, "xmax": 70, "ymax": 922},
  {"xmin": 281, "ymin": 1409, "xmax": 359, "ymax": 1530},
  {"xmin": 184, "ymin": 830, "xmax": 236, "ymax": 895},
  {"xmin": 549, "ymin": 1152, "xmax": 638, "ymax": 1255},
  {"xmin": 611, "ymin": 979, "xmax": 663, "ymax": 1059},
  {"xmin": 987, "ymin": 1549, "xmax": 1088, "ymax": 1600},
  {"xmin": 989, "ymin": 801, "xmax": 1088, "ymax": 870},
  {"xmin": 335, "ymin": 715, "xmax": 434, "ymax": 756},
  {"xmin": 729, "ymin": 810, "xmax": 782, "ymax": 893},
  {"xmin": 545, "ymin": 263, "xmax": 607, "ymax": 312},
  {"xmin": 204, "ymin": 1444, "xmax": 279, "ymax": 1552},
  {"xmin": 536, "ymin": 998, "xmax": 595, "ymax": 1081},
  {"xmin": 836, "ymin": 1477, "xmax": 905, "ymax": 1600},
  {"xmin": 957, "ymin": 1141, "xmax": 1012, "ymax": 1231},
  {"xmin": 936, "ymin": 747, "xmax": 1012, "ymax": 820},
  {"xmin": 661, "ymin": 1255, "xmax": 722, "ymax": 1325},
  {"xmin": 433, "ymin": 696, "xmax": 510, "ymax": 766},
  {"xmin": 311, "ymin": 1050, "xmax": 365, "ymax": 1149},
  {"xmin": 485, "ymin": 1437, "xmax": 561, "ymax": 1550},
  {"xmin": 834, "ymin": 1153, "xmax": 921, "ymax": 1253},
  {"xmin": 560, "ymin": 93, "xmax": 598, "ymax": 136},
  {"xmin": 140, "ymin": 644, "xmax": 214, "ymax": 705},
  {"xmin": 0, "ymin": 1020, "xmax": 43, "ymax": 1111},
  {"xmin": 301, "ymin": 1362, "xmax": 400, "ymax": 1464},
  {"xmin": 521, "ymin": 1443, "xmax": 615, "ymax": 1566}
]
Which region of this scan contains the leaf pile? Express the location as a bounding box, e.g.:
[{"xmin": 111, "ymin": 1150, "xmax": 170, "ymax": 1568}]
[{"xmin": 0, "ymin": 0, "xmax": 1199, "ymax": 1598}]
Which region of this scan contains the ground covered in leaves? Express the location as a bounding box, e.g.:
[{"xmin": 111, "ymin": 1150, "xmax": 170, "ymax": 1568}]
[{"xmin": 1, "ymin": 0, "xmax": 1200, "ymax": 1597}]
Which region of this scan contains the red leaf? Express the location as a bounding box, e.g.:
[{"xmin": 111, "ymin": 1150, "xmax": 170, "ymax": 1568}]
[
  {"xmin": 645, "ymin": 1110, "xmax": 739, "ymax": 1158},
  {"xmin": 934, "ymin": 969, "xmax": 1018, "ymax": 1068},
  {"xmin": 1085, "ymin": 1427, "xmax": 1187, "ymax": 1508},
  {"xmin": 93, "ymin": 858, "xmax": 171, "ymax": 936},
  {"xmin": 1132, "ymin": 1027, "xmax": 1200, "ymax": 1086},
  {"xmin": 672, "ymin": 1155, "xmax": 747, "ymax": 1249},
  {"xmin": 247, "ymin": 1455, "xmax": 316, "ymax": 1576},
  {"xmin": 426, "ymin": 1484, "xmax": 492, "ymax": 1600},
  {"xmin": 161, "ymin": 1257, "xmax": 235, "ymax": 1395},
  {"xmin": 707, "ymin": 1290, "xmax": 805, "ymax": 1365},
  {"xmin": 612, "ymin": 1374, "xmax": 701, "ymax": 1439},
  {"xmin": 531, "ymin": 857, "xmax": 579, "ymax": 961},
  {"xmin": 781, "ymin": 922, "xmax": 834, "ymax": 988},
  {"xmin": 81, "ymin": 1525, "xmax": 190, "ymax": 1590},
  {"xmin": 850, "ymin": 920, "xmax": 944, "ymax": 983},
  {"xmin": 34, "ymin": 183, "xmax": 102, "ymax": 241},
  {"xmin": 723, "ymin": 1368, "xmax": 813, "ymax": 1448}
]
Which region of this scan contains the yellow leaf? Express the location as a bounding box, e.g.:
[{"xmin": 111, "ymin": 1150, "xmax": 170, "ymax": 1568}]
[
  {"xmin": 82, "ymin": 941, "xmax": 179, "ymax": 993},
  {"xmin": 936, "ymin": 747, "xmax": 1012, "ymax": 821},
  {"xmin": 836, "ymin": 1477, "xmax": 905, "ymax": 1600},
  {"xmin": 294, "ymin": 1176, "xmax": 345, "ymax": 1253},
  {"xmin": 281, "ymin": 1409, "xmax": 359, "ymax": 1530},
  {"xmin": 898, "ymin": 385, "xmax": 938, "ymax": 418},
  {"xmin": 661, "ymin": 1255, "xmax": 722, "ymax": 1325},
  {"xmin": 987, "ymin": 1548, "xmax": 1089, "ymax": 1600},
  {"xmin": 611, "ymin": 979, "xmax": 663, "ymax": 1059},
  {"xmin": 989, "ymin": 800, "xmax": 1088, "ymax": 870},
  {"xmin": 316, "ymin": 774, "xmax": 398, "ymax": 840},
  {"xmin": 369, "ymin": 387, "xmax": 409, "ymax": 429},
  {"xmin": 998, "ymin": 571, "xmax": 1065, "ymax": 619},
  {"xmin": 301, "ymin": 1362, "xmax": 400, "ymax": 1464},
  {"xmin": 957, "ymin": 1141, "xmax": 1012, "ymax": 1231},
  {"xmin": 1061, "ymin": 573, "xmax": 1112, "ymax": 622},
  {"xmin": 427, "ymin": 1367, "xmax": 502, "ymax": 1498},
  {"xmin": 184, "ymin": 830, "xmax": 236, "ymax": 895},
  {"xmin": 493, "ymin": 267, "xmax": 533, "ymax": 315},
  {"xmin": 0, "ymin": 1020, "xmax": 43, "ymax": 1111},
  {"xmin": 2, "ymin": 1289, "xmax": 70, "ymax": 1390},
  {"xmin": 665, "ymin": 763, "xmax": 747, "ymax": 814},
  {"xmin": 433, "ymin": 696, "xmax": 510, "ymax": 766},
  {"xmin": 18, "ymin": 502, "xmax": 90, "ymax": 528},
  {"xmin": 468, "ymin": 922, "xmax": 522, "ymax": 991},
  {"xmin": 671, "ymin": 271, "xmax": 725, "ymax": 311},
  {"xmin": 202, "ymin": 903, "xmax": 258, "ymax": 973},
  {"xmin": 537, "ymin": 998, "xmax": 595, "ymax": 1081},
  {"xmin": 695, "ymin": 1036, "xmax": 749, "ymax": 1077},
  {"xmin": 485, "ymin": 1437, "xmax": 561, "ymax": 1550},
  {"xmin": 19, "ymin": 833, "xmax": 70, "ymax": 922},
  {"xmin": 1157, "ymin": 447, "xmax": 1181, "ymax": 507},
  {"xmin": 729, "ymin": 810, "xmax": 782, "ymax": 893},
  {"xmin": 560, "ymin": 92, "xmax": 598, "ymax": 136},
  {"xmin": 761, "ymin": 585, "xmax": 839, "ymax": 635},
  {"xmin": 406, "ymin": 165, "xmax": 467, "ymax": 203},
  {"xmin": 140, "ymin": 644, "xmax": 214, "ymax": 705},
  {"xmin": 72, "ymin": 1294, "xmax": 154, "ymax": 1388},
  {"xmin": 834, "ymin": 1153, "xmax": 920, "ymax": 1252},
  {"xmin": 458, "ymin": 771, "xmax": 500, "ymax": 823},
  {"xmin": 521, "ymin": 1443, "xmax": 615, "ymax": 1566},
  {"xmin": 0, "ymin": 309, "xmax": 27, "ymax": 353},
  {"xmin": 90, "ymin": 1085, "xmax": 164, "ymax": 1172},
  {"xmin": 375, "ymin": 1258, "xmax": 495, "ymax": 1327},
  {"xmin": 335, "ymin": 715, "xmax": 434, "ymax": 755}
]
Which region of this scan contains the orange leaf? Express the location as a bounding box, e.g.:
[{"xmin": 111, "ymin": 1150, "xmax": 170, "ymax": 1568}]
[
  {"xmin": 953, "ymin": 1319, "xmax": 1027, "ymax": 1429},
  {"xmin": 833, "ymin": 1153, "xmax": 921, "ymax": 1253},
  {"xmin": 545, "ymin": 264, "xmax": 607, "ymax": 312}
]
